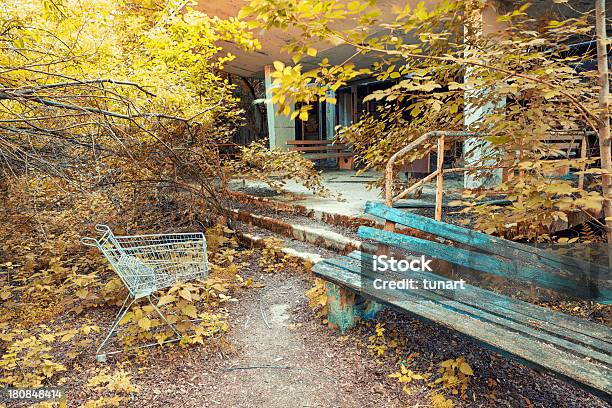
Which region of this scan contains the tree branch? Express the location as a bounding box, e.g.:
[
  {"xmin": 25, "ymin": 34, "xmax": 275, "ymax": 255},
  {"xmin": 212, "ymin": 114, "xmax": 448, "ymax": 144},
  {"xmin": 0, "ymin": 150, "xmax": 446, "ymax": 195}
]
[
  {"xmin": 6, "ymin": 79, "xmax": 157, "ymax": 97},
  {"xmin": 349, "ymin": 41, "xmax": 603, "ymax": 131}
]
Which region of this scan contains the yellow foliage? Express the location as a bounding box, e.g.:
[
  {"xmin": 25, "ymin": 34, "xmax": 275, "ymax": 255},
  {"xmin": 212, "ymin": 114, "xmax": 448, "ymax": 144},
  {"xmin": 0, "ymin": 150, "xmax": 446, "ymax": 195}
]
[
  {"xmin": 83, "ymin": 368, "xmax": 139, "ymax": 407},
  {"xmin": 0, "ymin": 325, "xmax": 100, "ymax": 387},
  {"xmin": 433, "ymin": 356, "xmax": 474, "ymax": 397},
  {"xmin": 367, "ymin": 323, "xmax": 393, "ymax": 357},
  {"xmin": 87, "ymin": 368, "xmax": 139, "ymax": 393},
  {"xmin": 388, "ymin": 364, "xmax": 425, "ymax": 383},
  {"xmin": 234, "ymin": 142, "xmax": 329, "ymax": 196},
  {"xmin": 243, "ymin": 0, "xmax": 606, "ymax": 241},
  {"xmin": 431, "ymin": 392, "xmax": 454, "ymax": 408},
  {"xmin": 305, "ymin": 278, "xmax": 328, "ymax": 318},
  {"xmin": 259, "ymin": 237, "xmax": 303, "ymax": 273}
]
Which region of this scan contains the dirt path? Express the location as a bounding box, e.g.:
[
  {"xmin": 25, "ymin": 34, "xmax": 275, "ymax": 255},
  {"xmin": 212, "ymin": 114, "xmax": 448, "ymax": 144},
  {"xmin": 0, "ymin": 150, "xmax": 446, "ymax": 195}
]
[
  {"xmin": 207, "ymin": 271, "xmax": 398, "ymax": 407},
  {"xmin": 130, "ymin": 253, "xmax": 608, "ymax": 408}
]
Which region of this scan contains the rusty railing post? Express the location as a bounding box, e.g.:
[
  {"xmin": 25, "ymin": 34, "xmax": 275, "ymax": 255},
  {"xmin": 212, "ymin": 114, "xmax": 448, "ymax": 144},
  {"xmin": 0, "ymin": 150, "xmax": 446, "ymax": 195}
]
[
  {"xmin": 435, "ymin": 135, "xmax": 445, "ymax": 221},
  {"xmin": 579, "ymin": 135, "xmax": 587, "ymax": 191}
]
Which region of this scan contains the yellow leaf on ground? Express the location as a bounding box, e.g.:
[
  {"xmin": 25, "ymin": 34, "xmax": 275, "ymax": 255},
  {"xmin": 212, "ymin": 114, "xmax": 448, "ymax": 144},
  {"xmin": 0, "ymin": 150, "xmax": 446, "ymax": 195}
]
[
  {"xmin": 76, "ymin": 288, "xmax": 88, "ymax": 299},
  {"xmin": 157, "ymin": 295, "xmax": 176, "ymax": 306},
  {"xmin": 138, "ymin": 317, "xmax": 151, "ymax": 330},
  {"xmin": 459, "ymin": 361, "xmax": 474, "ymax": 376},
  {"xmin": 182, "ymin": 304, "xmax": 197, "ymax": 319},
  {"xmin": 179, "ymin": 289, "xmax": 192, "ymax": 301},
  {"xmin": 0, "ymin": 288, "xmax": 11, "ymax": 300}
]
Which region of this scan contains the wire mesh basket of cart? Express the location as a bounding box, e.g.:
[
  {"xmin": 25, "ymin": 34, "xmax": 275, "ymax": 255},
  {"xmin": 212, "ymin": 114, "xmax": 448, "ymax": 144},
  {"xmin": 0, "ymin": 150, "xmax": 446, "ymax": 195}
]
[{"xmin": 81, "ymin": 224, "xmax": 208, "ymax": 361}]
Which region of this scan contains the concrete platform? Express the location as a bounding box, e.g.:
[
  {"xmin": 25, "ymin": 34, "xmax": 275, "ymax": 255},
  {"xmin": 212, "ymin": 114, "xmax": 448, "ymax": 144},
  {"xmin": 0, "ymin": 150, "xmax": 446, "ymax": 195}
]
[{"xmin": 230, "ymin": 170, "xmax": 465, "ymax": 219}]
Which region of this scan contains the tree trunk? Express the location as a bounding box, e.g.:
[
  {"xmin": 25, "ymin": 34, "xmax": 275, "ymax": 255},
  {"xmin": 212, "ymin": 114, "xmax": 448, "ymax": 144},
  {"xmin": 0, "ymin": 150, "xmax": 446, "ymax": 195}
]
[{"xmin": 595, "ymin": 0, "xmax": 612, "ymax": 244}]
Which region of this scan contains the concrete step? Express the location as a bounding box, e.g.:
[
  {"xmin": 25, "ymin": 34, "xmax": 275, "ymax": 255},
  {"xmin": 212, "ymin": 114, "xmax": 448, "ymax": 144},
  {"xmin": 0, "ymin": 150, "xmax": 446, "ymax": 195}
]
[{"xmin": 229, "ymin": 208, "xmax": 362, "ymax": 255}]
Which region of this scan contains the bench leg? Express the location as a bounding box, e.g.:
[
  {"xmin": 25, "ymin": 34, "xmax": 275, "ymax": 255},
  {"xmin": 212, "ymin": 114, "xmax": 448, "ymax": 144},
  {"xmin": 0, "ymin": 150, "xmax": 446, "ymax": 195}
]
[
  {"xmin": 325, "ymin": 282, "xmax": 383, "ymax": 333},
  {"xmin": 338, "ymin": 156, "xmax": 354, "ymax": 170}
]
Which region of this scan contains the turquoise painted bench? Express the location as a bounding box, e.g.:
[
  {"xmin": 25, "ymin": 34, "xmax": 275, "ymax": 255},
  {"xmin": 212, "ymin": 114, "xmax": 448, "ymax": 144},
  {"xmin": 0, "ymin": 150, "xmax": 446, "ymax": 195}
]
[
  {"xmin": 312, "ymin": 202, "xmax": 612, "ymax": 402},
  {"xmin": 364, "ymin": 201, "xmax": 611, "ymax": 303}
]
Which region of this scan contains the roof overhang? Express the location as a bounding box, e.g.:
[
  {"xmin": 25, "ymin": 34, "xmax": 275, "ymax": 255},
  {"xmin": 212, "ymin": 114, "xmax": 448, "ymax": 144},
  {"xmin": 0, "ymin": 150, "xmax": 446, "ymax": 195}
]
[
  {"xmin": 196, "ymin": 0, "xmax": 419, "ymax": 78},
  {"xmin": 196, "ymin": 0, "xmax": 609, "ymax": 78}
]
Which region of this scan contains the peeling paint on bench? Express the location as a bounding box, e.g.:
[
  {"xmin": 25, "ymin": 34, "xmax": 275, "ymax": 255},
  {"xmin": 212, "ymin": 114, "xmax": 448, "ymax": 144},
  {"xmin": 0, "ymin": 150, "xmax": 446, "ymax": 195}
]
[{"xmin": 326, "ymin": 282, "xmax": 383, "ymax": 333}]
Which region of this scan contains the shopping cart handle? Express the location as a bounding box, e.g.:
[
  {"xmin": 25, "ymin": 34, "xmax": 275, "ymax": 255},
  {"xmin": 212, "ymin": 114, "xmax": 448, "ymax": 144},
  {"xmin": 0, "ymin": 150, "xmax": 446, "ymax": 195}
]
[
  {"xmin": 81, "ymin": 237, "xmax": 98, "ymax": 247},
  {"xmin": 95, "ymin": 224, "xmax": 111, "ymax": 232}
]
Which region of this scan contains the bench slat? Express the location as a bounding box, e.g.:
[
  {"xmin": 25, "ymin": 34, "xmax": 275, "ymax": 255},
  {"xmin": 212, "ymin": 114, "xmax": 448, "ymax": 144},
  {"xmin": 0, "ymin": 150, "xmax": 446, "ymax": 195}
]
[
  {"xmin": 324, "ymin": 253, "xmax": 612, "ymax": 358},
  {"xmin": 363, "ymin": 202, "xmax": 611, "ymax": 303},
  {"xmin": 303, "ymin": 152, "xmax": 354, "ymax": 159},
  {"xmin": 289, "ymin": 145, "xmax": 348, "ymax": 152},
  {"xmin": 543, "ymin": 135, "xmax": 587, "ymax": 141},
  {"xmin": 544, "ymin": 142, "xmax": 581, "ymax": 149},
  {"xmin": 357, "ymin": 226, "xmax": 607, "ymax": 301},
  {"xmin": 346, "ymin": 251, "xmax": 611, "ymax": 344},
  {"xmin": 313, "ymin": 261, "xmax": 612, "ymax": 401},
  {"xmin": 286, "ymin": 140, "xmax": 335, "ymax": 145}
]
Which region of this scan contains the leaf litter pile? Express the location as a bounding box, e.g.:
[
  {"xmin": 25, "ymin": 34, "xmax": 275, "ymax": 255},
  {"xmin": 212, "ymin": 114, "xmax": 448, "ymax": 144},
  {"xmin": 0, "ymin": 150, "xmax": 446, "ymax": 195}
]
[{"xmin": 0, "ymin": 182, "xmax": 609, "ymax": 408}]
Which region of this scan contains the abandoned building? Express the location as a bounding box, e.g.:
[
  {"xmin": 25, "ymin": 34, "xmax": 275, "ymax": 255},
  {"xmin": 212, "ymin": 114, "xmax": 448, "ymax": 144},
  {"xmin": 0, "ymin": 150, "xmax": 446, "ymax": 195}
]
[{"xmin": 199, "ymin": 0, "xmax": 608, "ymax": 195}]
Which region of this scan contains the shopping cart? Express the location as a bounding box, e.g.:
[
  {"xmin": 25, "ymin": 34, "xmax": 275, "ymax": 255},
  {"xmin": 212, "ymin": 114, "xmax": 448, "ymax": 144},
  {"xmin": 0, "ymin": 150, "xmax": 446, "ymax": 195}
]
[{"xmin": 81, "ymin": 224, "xmax": 208, "ymax": 361}]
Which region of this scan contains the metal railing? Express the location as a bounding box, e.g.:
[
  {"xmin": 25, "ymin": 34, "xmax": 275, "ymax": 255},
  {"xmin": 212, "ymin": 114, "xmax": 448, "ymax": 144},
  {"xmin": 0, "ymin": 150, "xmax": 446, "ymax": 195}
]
[
  {"xmin": 383, "ymin": 130, "xmax": 591, "ymax": 231},
  {"xmin": 384, "ymin": 131, "xmax": 479, "ymax": 230}
]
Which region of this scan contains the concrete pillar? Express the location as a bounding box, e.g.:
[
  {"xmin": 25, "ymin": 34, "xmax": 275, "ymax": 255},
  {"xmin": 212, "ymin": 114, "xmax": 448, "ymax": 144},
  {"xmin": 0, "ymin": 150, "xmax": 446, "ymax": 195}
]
[
  {"xmin": 325, "ymin": 89, "xmax": 337, "ymax": 140},
  {"xmin": 463, "ymin": 96, "xmax": 505, "ymax": 189},
  {"xmin": 463, "ymin": 1, "xmax": 505, "ymax": 189},
  {"xmin": 264, "ymin": 65, "xmax": 296, "ymax": 150}
]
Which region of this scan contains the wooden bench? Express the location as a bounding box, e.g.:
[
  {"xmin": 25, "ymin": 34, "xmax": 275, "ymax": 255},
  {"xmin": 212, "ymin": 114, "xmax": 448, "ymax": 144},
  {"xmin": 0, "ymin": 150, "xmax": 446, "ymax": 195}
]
[
  {"xmin": 536, "ymin": 130, "xmax": 592, "ymax": 189},
  {"xmin": 542, "ymin": 130, "xmax": 590, "ymax": 159},
  {"xmin": 313, "ymin": 202, "xmax": 612, "ymax": 401},
  {"xmin": 287, "ymin": 140, "xmax": 354, "ymax": 169}
]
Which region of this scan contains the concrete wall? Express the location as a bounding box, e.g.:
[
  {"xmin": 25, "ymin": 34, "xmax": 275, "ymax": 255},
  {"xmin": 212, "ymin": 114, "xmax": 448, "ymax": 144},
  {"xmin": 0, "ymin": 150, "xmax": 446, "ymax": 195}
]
[{"xmin": 463, "ymin": 1, "xmax": 506, "ymax": 189}]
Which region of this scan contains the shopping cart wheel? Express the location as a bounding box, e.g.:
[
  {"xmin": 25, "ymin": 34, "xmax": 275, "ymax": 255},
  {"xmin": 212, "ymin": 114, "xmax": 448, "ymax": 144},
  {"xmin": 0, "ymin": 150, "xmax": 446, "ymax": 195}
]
[{"xmin": 96, "ymin": 354, "xmax": 107, "ymax": 363}]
